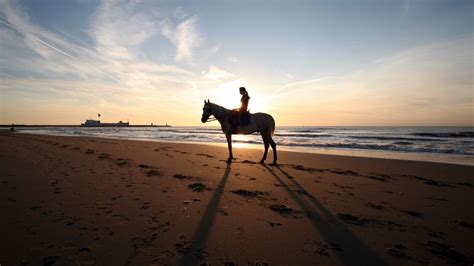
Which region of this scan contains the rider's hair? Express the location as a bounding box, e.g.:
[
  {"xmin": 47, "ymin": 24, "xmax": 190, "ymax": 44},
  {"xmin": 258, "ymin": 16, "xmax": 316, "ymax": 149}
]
[{"xmin": 239, "ymin": 87, "xmax": 248, "ymax": 94}]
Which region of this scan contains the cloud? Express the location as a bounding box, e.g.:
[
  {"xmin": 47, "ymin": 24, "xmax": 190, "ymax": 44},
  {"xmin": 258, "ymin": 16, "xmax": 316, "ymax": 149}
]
[
  {"xmin": 161, "ymin": 15, "xmax": 202, "ymax": 61},
  {"xmin": 202, "ymin": 65, "xmax": 235, "ymax": 81},
  {"xmin": 89, "ymin": 0, "xmax": 158, "ymax": 60},
  {"xmin": 173, "ymin": 6, "xmax": 189, "ymax": 20},
  {"xmin": 227, "ymin": 56, "xmax": 239, "ymax": 63},
  {"xmin": 271, "ymin": 36, "xmax": 474, "ymax": 125},
  {"xmin": 0, "ymin": 0, "xmax": 209, "ymax": 124}
]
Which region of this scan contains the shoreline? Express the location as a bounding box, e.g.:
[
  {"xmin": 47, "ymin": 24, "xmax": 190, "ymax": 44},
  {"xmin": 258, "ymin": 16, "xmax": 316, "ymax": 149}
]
[
  {"xmin": 1, "ymin": 131, "xmax": 473, "ymax": 264},
  {"xmin": 12, "ymin": 129, "xmax": 474, "ymax": 166}
]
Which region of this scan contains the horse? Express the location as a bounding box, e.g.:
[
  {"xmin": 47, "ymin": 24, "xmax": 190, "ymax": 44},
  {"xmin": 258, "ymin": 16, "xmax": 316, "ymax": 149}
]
[{"xmin": 201, "ymin": 99, "xmax": 278, "ymax": 164}]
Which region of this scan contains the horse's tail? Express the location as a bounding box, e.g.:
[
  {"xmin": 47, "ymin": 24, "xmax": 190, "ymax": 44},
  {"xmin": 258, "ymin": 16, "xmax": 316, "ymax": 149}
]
[{"xmin": 271, "ymin": 116, "xmax": 275, "ymax": 136}]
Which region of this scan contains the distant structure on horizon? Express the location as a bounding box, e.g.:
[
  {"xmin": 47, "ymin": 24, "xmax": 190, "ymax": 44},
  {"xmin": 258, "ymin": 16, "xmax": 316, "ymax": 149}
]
[
  {"xmin": 80, "ymin": 119, "xmax": 170, "ymax": 127},
  {"xmin": 81, "ymin": 119, "xmax": 129, "ymax": 127}
]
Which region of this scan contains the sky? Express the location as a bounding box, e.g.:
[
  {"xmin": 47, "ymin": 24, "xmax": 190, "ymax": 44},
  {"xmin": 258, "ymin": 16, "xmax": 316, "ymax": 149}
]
[{"xmin": 0, "ymin": 0, "xmax": 473, "ymax": 126}]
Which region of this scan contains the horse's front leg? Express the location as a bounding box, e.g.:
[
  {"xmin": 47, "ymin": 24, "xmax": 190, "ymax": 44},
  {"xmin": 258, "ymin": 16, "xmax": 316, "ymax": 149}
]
[{"xmin": 226, "ymin": 134, "xmax": 233, "ymax": 163}]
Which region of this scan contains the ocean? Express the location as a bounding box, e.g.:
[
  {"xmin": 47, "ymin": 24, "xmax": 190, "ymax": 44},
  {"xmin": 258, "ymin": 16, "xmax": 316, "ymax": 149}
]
[{"xmin": 14, "ymin": 126, "xmax": 474, "ymax": 166}]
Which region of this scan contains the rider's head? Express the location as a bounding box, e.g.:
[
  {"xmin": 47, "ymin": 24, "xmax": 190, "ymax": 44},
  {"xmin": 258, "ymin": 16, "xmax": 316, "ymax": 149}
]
[{"xmin": 239, "ymin": 87, "xmax": 247, "ymax": 95}]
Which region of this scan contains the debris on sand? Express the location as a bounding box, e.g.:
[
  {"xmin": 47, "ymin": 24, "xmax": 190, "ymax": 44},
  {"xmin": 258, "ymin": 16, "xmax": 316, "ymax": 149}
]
[
  {"xmin": 188, "ymin": 183, "xmax": 207, "ymax": 192},
  {"xmin": 138, "ymin": 164, "xmax": 150, "ymax": 168}
]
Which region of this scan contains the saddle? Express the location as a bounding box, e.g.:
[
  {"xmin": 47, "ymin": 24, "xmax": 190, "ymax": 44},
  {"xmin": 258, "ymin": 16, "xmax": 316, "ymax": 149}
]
[{"xmin": 229, "ymin": 110, "xmax": 251, "ymax": 128}]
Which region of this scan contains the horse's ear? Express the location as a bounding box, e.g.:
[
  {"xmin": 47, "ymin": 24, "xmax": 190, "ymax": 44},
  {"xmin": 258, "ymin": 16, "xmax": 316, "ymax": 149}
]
[
  {"xmin": 204, "ymin": 99, "xmax": 206, "ymax": 104},
  {"xmin": 207, "ymin": 99, "xmax": 210, "ymax": 103}
]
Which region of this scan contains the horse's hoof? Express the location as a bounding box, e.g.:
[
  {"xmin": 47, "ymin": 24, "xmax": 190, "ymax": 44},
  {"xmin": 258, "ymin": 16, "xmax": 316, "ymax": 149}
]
[
  {"xmin": 270, "ymin": 161, "xmax": 278, "ymax": 166},
  {"xmin": 259, "ymin": 160, "xmax": 265, "ymax": 164},
  {"xmin": 226, "ymin": 159, "xmax": 233, "ymax": 164}
]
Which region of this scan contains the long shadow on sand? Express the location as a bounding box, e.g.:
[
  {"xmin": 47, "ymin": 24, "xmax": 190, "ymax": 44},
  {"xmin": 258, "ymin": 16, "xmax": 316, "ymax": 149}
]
[
  {"xmin": 180, "ymin": 164, "xmax": 231, "ymax": 265},
  {"xmin": 263, "ymin": 165, "xmax": 387, "ymax": 265}
]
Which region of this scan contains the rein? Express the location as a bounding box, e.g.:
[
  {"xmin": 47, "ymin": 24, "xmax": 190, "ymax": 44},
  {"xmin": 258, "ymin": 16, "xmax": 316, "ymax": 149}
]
[{"xmin": 204, "ymin": 105, "xmax": 231, "ymax": 123}]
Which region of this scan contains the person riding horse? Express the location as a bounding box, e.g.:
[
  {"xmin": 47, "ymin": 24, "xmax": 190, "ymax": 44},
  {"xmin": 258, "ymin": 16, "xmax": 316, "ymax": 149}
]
[
  {"xmin": 201, "ymin": 95, "xmax": 277, "ymax": 164},
  {"xmin": 230, "ymin": 87, "xmax": 250, "ymax": 133},
  {"xmin": 238, "ymin": 87, "xmax": 250, "ymax": 112}
]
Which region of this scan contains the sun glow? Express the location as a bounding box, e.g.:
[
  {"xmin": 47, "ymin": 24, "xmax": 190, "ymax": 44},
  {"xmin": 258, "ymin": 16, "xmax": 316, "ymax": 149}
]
[{"xmin": 210, "ymin": 81, "xmax": 267, "ymax": 112}]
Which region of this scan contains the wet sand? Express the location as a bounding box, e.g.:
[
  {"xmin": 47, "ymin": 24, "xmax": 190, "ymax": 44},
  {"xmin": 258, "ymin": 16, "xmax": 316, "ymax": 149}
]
[{"xmin": 1, "ymin": 131, "xmax": 473, "ymax": 265}]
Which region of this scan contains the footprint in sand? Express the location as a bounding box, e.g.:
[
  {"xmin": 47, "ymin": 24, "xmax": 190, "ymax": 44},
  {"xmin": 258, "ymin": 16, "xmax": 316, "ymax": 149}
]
[
  {"xmin": 42, "ymin": 255, "xmax": 60, "ymax": 265},
  {"xmin": 116, "ymin": 158, "xmax": 129, "ymax": 166},
  {"xmin": 386, "ymin": 244, "xmax": 409, "ymax": 259},
  {"xmin": 304, "ymin": 240, "xmax": 342, "ymax": 256},
  {"xmin": 337, "ymin": 213, "xmax": 374, "ymax": 226},
  {"xmin": 269, "ymin": 204, "xmax": 302, "ymax": 218},
  {"xmin": 400, "ymin": 210, "xmax": 423, "ymax": 218},
  {"xmin": 187, "ymin": 183, "xmax": 208, "ymax": 192},
  {"xmin": 78, "ymin": 247, "xmax": 96, "ymax": 265},
  {"xmin": 98, "ymin": 153, "xmax": 109, "ymax": 159},
  {"xmin": 428, "ymin": 231, "xmax": 447, "ymax": 239},
  {"xmin": 365, "ymin": 202, "xmax": 385, "ymax": 211},
  {"xmin": 422, "ymin": 241, "xmax": 471, "ymax": 264},
  {"xmin": 145, "ymin": 169, "xmax": 161, "ymax": 177},
  {"xmin": 196, "ymin": 153, "xmax": 215, "ymax": 158},
  {"xmin": 454, "ymin": 220, "xmax": 474, "ymax": 229},
  {"xmin": 231, "ymin": 189, "xmax": 268, "ymax": 198},
  {"xmin": 173, "ymin": 174, "xmax": 194, "ymax": 180}
]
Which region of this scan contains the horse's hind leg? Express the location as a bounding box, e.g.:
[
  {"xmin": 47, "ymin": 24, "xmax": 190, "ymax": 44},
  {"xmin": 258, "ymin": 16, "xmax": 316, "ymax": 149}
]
[
  {"xmin": 260, "ymin": 133, "xmax": 269, "ymax": 164},
  {"xmin": 226, "ymin": 134, "xmax": 233, "ymax": 163},
  {"xmin": 270, "ymin": 138, "xmax": 277, "ymax": 164}
]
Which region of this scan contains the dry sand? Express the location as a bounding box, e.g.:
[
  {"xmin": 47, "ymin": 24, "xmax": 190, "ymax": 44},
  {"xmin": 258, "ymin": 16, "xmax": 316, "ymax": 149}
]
[{"xmin": 0, "ymin": 131, "xmax": 473, "ymax": 265}]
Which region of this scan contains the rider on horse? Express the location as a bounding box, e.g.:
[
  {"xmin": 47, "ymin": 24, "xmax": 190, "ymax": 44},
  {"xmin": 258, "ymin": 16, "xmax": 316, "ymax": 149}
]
[
  {"xmin": 239, "ymin": 87, "xmax": 250, "ymax": 112},
  {"xmin": 230, "ymin": 87, "xmax": 250, "ymax": 133}
]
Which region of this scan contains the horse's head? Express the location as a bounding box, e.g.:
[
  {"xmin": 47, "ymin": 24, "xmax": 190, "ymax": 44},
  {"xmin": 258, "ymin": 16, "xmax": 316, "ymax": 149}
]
[{"xmin": 201, "ymin": 99, "xmax": 212, "ymax": 123}]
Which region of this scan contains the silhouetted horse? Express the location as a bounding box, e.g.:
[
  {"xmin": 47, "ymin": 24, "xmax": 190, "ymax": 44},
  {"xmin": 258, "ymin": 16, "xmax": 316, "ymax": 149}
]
[{"xmin": 201, "ymin": 100, "xmax": 277, "ymax": 164}]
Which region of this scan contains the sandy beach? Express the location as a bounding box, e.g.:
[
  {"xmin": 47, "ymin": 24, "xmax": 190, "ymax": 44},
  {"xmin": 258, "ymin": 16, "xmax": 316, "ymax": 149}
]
[{"xmin": 1, "ymin": 131, "xmax": 473, "ymax": 265}]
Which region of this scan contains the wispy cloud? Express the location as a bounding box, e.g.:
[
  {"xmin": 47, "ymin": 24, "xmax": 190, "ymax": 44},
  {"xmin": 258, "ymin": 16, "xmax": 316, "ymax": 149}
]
[
  {"xmin": 271, "ymin": 36, "xmax": 474, "ymax": 125},
  {"xmin": 90, "ymin": 0, "xmax": 158, "ymax": 60},
  {"xmin": 161, "ymin": 15, "xmax": 202, "ymax": 61},
  {"xmin": 202, "ymin": 65, "xmax": 235, "ymax": 81},
  {"xmin": 0, "ymin": 0, "xmax": 208, "ymax": 124}
]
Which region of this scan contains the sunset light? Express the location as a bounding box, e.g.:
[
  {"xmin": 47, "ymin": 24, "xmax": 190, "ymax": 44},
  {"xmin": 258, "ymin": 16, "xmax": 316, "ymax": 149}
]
[{"xmin": 1, "ymin": 1, "xmax": 473, "ymax": 265}]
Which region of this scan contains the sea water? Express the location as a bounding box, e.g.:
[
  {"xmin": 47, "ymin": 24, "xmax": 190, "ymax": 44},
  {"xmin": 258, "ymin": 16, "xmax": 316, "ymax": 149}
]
[{"xmin": 15, "ymin": 126, "xmax": 474, "ymax": 166}]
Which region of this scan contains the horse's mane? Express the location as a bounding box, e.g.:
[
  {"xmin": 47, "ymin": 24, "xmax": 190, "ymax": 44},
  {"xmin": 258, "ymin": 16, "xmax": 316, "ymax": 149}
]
[{"xmin": 209, "ymin": 102, "xmax": 231, "ymax": 116}]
